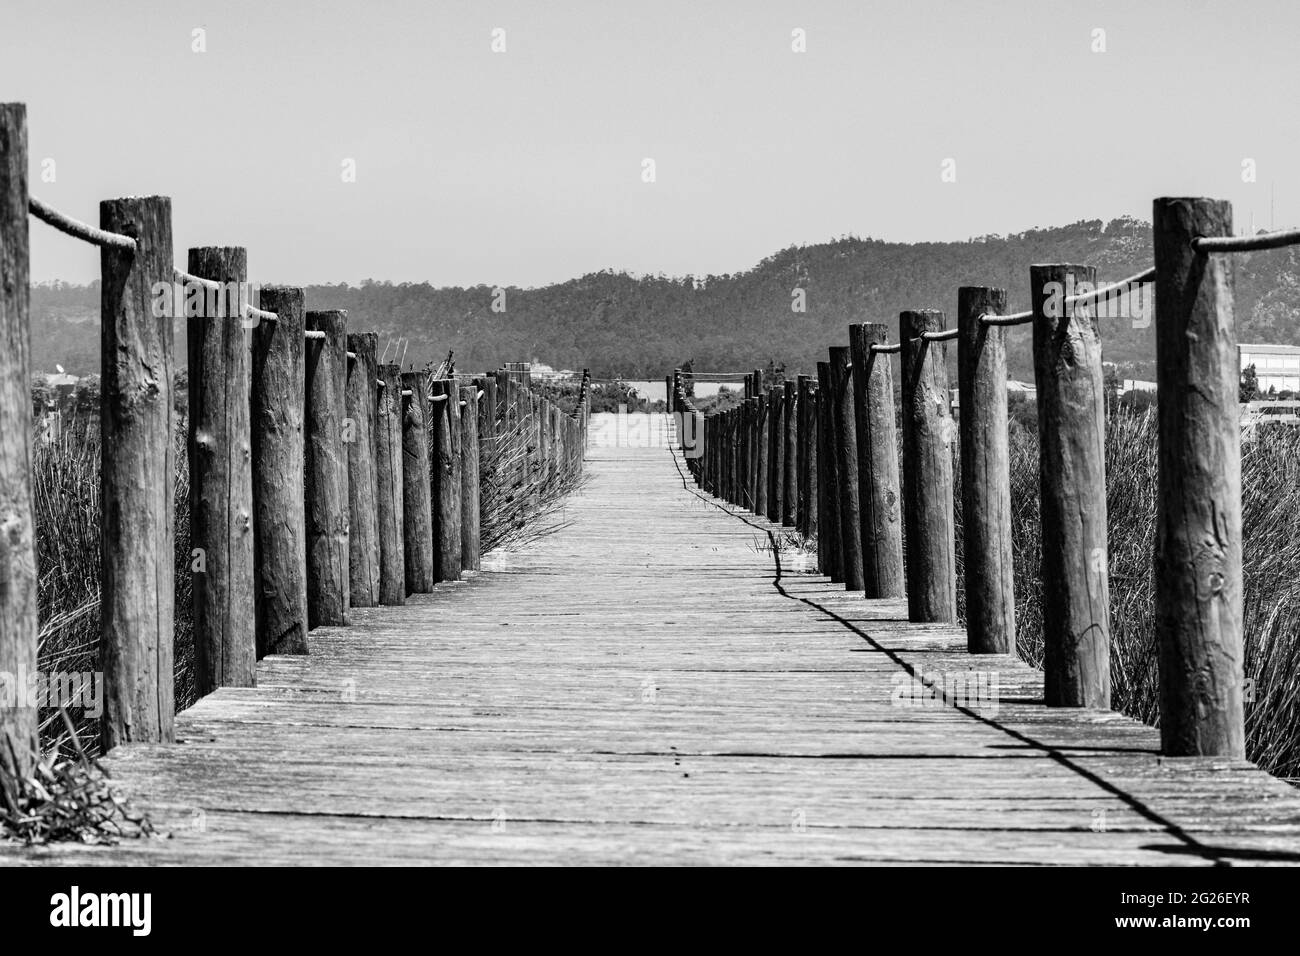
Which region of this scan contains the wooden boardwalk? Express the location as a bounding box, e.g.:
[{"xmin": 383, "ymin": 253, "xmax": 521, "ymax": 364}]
[{"xmin": 5, "ymin": 414, "xmax": 1300, "ymax": 865}]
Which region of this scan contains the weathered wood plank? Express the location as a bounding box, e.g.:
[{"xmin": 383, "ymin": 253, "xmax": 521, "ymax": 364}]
[{"xmin": 9, "ymin": 418, "xmax": 1298, "ymax": 866}]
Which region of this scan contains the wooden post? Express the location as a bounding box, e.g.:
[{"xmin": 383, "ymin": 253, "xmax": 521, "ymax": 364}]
[
  {"xmin": 345, "ymin": 332, "xmax": 380, "ymax": 608},
  {"xmin": 187, "ymin": 246, "xmax": 255, "ymax": 692},
  {"xmin": 304, "ymin": 309, "xmax": 349, "ymax": 626},
  {"xmin": 748, "ymin": 398, "xmax": 759, "ymax": 512},
  {"xmin": 829, "ymin": 346, "xmax": 865, "ymax": 590},
  {"xmin": 665, "ymin": 374, "xmax": 673, "ymax": 412},
  {"xmin": 806, "ymin": 387, "xmax": 818, "ymax": 541},
  {"xmin": 957, "ymin": 289, "xmax": 1016, "ymax": 654},
  {"xmin": 375, "ymin": 363, "xmax": 405, "ymax": 605},
  {"xmin": 816, "ymin": 362, "xmax": 841, "ymax": 581},
  {"xmin": 0, "ymin": 104, "xmax": 40, "ymax": 770},
  {"xmin": 849, "ymin": 323, "xmax": 905, "ymax": 598},
  {"xmin": 430, "ymin": 379, "xmax": 461, "ymax": 582},
  {"xmin": 1153, "ymin": 197, "xmax": 1243, "ymax": 756},
  {"xmin": 1031, "ymin": 264, "xmax": 1110, "ymax": 708},
  {"xmin": 461, "ymin": 385, "xmax": 481, "ymax": 571},
  {"xmin": 782, "ymin": 380, "xmax": 797, "ymax": 526},
  {"xmin": 899, "ymin": 311, "xmax": 956, "ymax": 622},
  {"xmin": 796, "ymin": 375, "xmax": 812, "ymax": 533},
  {"xmin": 252, "ymin": 286, "xmax": 309, "ymax": 655},
  {"xmin": 401, "ymin": 372, "xmax": 435, "ymax": 593},
  {"xmin": 767, "ymin": 388, "xmax": 784, "ymax": 523}
]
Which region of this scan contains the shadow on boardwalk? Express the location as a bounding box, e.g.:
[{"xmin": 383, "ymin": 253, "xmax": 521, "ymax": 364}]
[{"xmin": 4, "ymin": 417, "xmax": 1300, "ymax": 865}]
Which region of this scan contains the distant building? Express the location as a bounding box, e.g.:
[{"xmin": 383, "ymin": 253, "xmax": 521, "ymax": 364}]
[
  {"xmin": 950, "ymin": 380, "xmax": 1035, "ymax": 411},
  {"xmin": 1120, "ymin": 379, "xmax": 1156, "ymax": 395},
  {"xmin": 1239, "ymin": 343, "xmax": 1300, "ymax": 394}
]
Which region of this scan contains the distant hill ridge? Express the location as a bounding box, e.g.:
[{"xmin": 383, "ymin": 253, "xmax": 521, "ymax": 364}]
[{"xmin": 29, "ymin": 217, "xmax": 1300, "ymax": 380}]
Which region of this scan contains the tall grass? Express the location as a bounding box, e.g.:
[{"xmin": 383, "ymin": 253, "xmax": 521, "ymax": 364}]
[
  {"xmin": 954, "ymin": 406, "xmax": 1300, "ymax": 779},
  {"xmin": 31, "ymin": 416, "xmax": 195, "ymax": 760}
]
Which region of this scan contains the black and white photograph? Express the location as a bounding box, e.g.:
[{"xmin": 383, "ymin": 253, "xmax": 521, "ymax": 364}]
[{"xmin": 1, "ymin": 0, "xmax": 1298, "ymax": 931}]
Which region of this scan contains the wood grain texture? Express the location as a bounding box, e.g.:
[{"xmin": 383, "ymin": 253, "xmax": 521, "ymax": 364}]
[
  {"xmin": 957, "ymin": 288, "xmax": 1015, "ymax": 655},
  {"xmin": 187, "ymin": 247, "xmax": 255, "ymax": 693},
  {"xmin": 767, "ymin": 388, "xmax": 783, "ymax": 523},
  {"xmin": 754, "ymin": 392, "xmax": 768, "ymax": 517},
  {"xmin": 795, "ymin": 376, "xmax": 812, "ymax": 535},
  {"xmin": 1031, "ymin": 266, "xmax": 1111, "ymax": 708},
  {"xmin": 400, "ymin": 372, "xmax": 434, "ymax": 595},
  {"xmin": 430, "ymin": 379, "xmax": 461, "ymax": 583},
  {"xmin": 7, "ymin": 425, "xmax": 1298, "ymax": 866},
  {"xmin": 345, "ymin": 333, "xmax": 380, "ymax": 608},
  {"xmin": 98, "ymin": 197, "xmax": 176, "ymax": 750},
  {"xmin": 815, "ymin": 361, "xmax": 840, "ymax": 581},
  {"xmin": 828, "ymin": 346, "xmax": 864, "ymax": 590},
  {"xmin": 899, "ymin": 311, "xmax": 956, "ymax": 623},
  {"xmin": 252, "ymin": 286, "xmax": 309, "ymax": 655},
  {"xmin": 0, "ymin": 104, "xmax": 39, "ymax": 772},
  {"xmin": 782, "ymin": 380, "xmax": 797, "ymax": 526},
  {"xmin": 304, "ymin": 310, "xmax": 349, "ymax": 627},
  {"xmin": 375, "ymin": 364, "xmax": 405, "ymax": 606},
  {"xmin": 1153, "ymin": 198, "xmax": 1244, "ymax": 757},
  {"xmin": 460, "ymin": 386, "xmax": 481, "ymax": 572},
  {"xmin": 850, "ymin": 323, "xmax": 904, "ymax": 599}
]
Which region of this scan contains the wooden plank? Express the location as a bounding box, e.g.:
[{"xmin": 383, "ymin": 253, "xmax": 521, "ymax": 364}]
[{"xmin": 10, "ymin": 418, "xmax": 1298, "ymax": 866}]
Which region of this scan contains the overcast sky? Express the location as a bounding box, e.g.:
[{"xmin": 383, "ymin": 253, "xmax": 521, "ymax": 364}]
[{"xmin": 4, "ymin": 0, "xmax": 1296, "ymax": 287}]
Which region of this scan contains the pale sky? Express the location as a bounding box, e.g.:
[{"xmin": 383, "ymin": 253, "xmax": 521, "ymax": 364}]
[{"xmin": 4, "ymin": 0, "xmax": 1296, "ymax": 287}]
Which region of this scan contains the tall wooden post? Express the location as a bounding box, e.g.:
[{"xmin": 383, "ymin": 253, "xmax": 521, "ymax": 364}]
[
  {"xmin": 187, "ymin": 246, "xmax": 255, "ymax": 692},
  {"xmin": 401, "ymin": 372, "xmax": 435, "ymax": 594},
  {"xmin": 748, "ymin": 400, "xmax": 759, "ymax": 509},
  {"xmin": 1031, "ymin": 266, "xmax": 1110, "ymax": 707},
  {"xmin": 782, "ymin": 380, "xmax": 797, "ymax": 526},
  {"xmin": 829, "ymin": 346, "xmax": 864, "ymax": 590},
  {"xmin": 461, "ymin": 385, "xmax": 481, "ymax": 571},
  {"xmin": 430, "ymin": 379, "xmax": 461, "ymax": 582},
  {"xmin": 899, "ymin": 311, "xmax": 956, "ymax": 622},
  {"xmin": 795, "ymin": 375, "xmax": 812, "ymax": 533},
  {"xmin": 804, "ymin": 386, "xmax": 818, "ymax": 541},
  {"xmin": 252, "ymin": 286, "xmax": 309, "ymax": 655},
  {"xmin": 304, "ymin": 309, "xmax": 349, "ymax": 627},
  {"xmin": 850, "ymin": 323, "xmax": 905, "ymax": 598},
  {"xmin": 375, "ymin": 363, "xmax": 405, "ymax": 605},
  {"xmin": 957, "ymin": 288, "xmax": 1016, "ymax": 654},
  {"xmin": 767, "ymin": 388, "xmax": 784, "ymax": 523},
  {"xmin": 345, "ymin": 332, "xmax": 380, "ymax": 608},
  {"xmin": 816, "ymin": 361, "xmax": 841, "ymax": 581},
  {"xmin": 0, "ymin": 104, "xmax": 40, "ymax": 770},
  {"xmin": 1153, "ymin": 197, "xmax": 1243, "ymax": 756}
]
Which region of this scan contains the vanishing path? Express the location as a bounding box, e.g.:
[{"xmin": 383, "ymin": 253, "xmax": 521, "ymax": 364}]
[{"xmin": 5, "ymin": 414, "xmax": 1300, "ymax": 864}]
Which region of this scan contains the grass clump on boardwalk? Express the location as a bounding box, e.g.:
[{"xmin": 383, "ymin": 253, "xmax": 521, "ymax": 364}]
[{"xmin": 0, "ymin": 713, "xmax": 154, "ymax": 846}]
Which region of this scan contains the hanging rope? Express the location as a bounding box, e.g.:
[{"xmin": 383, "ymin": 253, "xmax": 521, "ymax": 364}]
[
  {"xmin": 1193, "ymin": 227, "xmax": 1300, "ymax": 253},
  {"xmin": 28, "ymin": 195, "xmax": 136, "ymax": 250}
]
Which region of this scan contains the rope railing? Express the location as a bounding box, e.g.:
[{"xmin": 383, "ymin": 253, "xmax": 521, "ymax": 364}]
[
  {"xmin": 670, "ymin": 196, "xmax": 1262, "ymax": 763},
  {"xmin": 28, "ymin": 195, "xmax": 136, "ymax": 250},
  {"xmin": 1193, "ymin": 226, "xmax": 1300, "ymax": 253},
  {"xmin": 3, "ymin": 103, "xmax": 594, "ymax": 774}
]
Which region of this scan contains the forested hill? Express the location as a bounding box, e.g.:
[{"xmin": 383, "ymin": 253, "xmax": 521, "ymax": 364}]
[{"xmin": 29, "ymin": 217, "xmax": 1300, "ymax": 381}]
